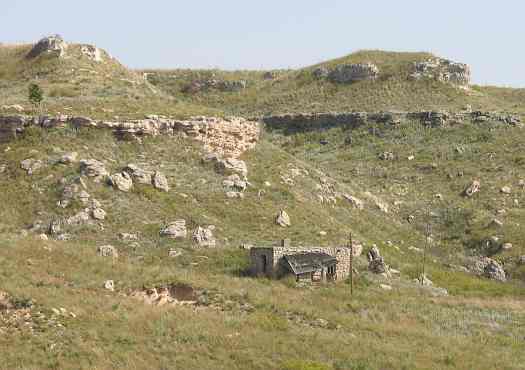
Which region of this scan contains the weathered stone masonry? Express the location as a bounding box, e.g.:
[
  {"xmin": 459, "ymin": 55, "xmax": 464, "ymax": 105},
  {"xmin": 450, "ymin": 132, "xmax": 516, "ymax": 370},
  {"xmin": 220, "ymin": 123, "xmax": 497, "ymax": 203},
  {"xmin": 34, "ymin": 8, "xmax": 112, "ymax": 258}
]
[{"xmin": 250, "ymin": 245, "xmax": 352, "ymax": 281}]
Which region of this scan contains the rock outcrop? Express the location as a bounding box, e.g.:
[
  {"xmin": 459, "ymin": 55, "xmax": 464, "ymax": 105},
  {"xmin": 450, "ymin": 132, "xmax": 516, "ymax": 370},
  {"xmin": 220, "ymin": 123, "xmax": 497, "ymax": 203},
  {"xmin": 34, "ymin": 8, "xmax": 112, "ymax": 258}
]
[
  {"xmin": 411, "ymin": 58, "xmax": 471, "ymax": 88},
  {"xmin": 109, "ymin": 172, "xmax": 133, "ymax": 192},
  {"xmin": 80, "ymin": 159, "xmax": 109, "ymax": 182},
  {"xmin": 26, "ymin": 35, "xmax": 67, "ymax": 59},
  {"xmin": 152, "ymin": 171, "xmax": 169, "ymax": 192},
  {"xmin": 160, "ymin": 220, "xmax": 187, "ymax": 239},
  {"xmin": 367, "ymin": 246, "xmax": 390, "ymax": 276},
  {"xmin": 192, "ymin": 226, "xmax": 216, "ymax": 248},
  {"xmin": 262, "ymin": 111, "xmax": 521, "ymax": 132},
  {"xmin": 80, "ymin": 44, "xmax": 103, "ymax": 62},
  {"xmin": 0, "ymin": 115, "xmax": 259, "ymax": 159},
  {"xmin": 328, "ymin": 63, "xmax": 379, "ymax": 83},
  {"xmin": 463, "ymin": 180, "xmax": 480, "ymax": 197}
]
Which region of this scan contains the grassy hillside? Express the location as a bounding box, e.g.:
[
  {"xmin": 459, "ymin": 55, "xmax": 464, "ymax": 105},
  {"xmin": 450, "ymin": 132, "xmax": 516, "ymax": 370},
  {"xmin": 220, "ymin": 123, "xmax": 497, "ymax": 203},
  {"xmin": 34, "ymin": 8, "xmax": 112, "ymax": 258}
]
[
  {"xmin": 1, "ymin": 40, "xmax": 525, "ymax": 369},
  {"xmin": 0, "ymin": 42, "xmax": 218, "ymax": 119},
  {"xmin": 143, "ymin": 50, "xmax": 525, "ymax": 117},
  {"xmin": 0, "ymin": 120, "xmax": 524, "ymax": 369}
]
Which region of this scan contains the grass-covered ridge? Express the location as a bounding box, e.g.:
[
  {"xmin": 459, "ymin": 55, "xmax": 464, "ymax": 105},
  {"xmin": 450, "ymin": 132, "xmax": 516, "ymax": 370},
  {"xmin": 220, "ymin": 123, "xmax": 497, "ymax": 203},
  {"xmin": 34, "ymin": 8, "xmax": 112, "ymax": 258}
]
[{"xmin": 143, "ymin": 50, "xmax": 525, "ymax": 117}]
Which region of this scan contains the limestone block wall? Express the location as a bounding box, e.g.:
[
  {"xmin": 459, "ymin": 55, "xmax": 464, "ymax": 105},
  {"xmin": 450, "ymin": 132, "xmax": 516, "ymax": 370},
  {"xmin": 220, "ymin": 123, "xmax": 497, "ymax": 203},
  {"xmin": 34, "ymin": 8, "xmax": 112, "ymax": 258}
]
[{"xmin": 251, "ymin": 246, "xmax": 352, "ymax": 281}]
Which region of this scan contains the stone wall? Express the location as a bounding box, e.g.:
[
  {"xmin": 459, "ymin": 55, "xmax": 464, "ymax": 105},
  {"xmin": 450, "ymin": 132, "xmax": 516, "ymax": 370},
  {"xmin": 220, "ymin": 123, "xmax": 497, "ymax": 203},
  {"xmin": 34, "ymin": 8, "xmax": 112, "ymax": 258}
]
[
  {"xmin": 250, "ymin": 245, "xmax": 352, "ymax": 281},
  {"xmin": 0, "ymin": 115, "xmax": 260, "ymax": 158},
  {"xmin": 262, "ymin": 110, "xmax": 521, "ymax": 132}
]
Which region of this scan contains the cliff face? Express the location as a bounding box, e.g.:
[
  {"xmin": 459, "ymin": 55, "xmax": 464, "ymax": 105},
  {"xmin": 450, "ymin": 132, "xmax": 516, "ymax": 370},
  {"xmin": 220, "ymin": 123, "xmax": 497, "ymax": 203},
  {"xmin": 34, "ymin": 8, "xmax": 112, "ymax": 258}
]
[{"xmin": 0, "ymin": 115, "xmax": 260, "ymax": 158}]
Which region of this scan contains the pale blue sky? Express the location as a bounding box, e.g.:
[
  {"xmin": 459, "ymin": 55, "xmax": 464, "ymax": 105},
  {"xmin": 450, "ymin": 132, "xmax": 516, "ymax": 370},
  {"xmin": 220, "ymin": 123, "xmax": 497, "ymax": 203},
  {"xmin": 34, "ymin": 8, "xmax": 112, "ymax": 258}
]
[{"xmin": 1, "ymin": 0, "xmax": 524, "ymax": 87}]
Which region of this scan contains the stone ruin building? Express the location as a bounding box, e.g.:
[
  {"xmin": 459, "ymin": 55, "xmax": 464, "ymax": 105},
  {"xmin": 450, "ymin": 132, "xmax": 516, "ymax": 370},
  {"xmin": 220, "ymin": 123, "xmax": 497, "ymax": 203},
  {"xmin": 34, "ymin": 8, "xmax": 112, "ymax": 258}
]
[{"xmin": 250, "ymin": 239, "xmax": 353, "ymax": 282}]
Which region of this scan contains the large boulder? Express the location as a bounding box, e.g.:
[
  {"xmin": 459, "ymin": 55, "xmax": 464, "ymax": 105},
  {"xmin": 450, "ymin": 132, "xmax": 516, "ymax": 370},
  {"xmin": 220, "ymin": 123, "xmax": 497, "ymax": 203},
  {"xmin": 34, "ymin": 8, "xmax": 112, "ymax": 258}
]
[
  {"xmin": 470, "ymin": 257, "xmax": 507, "ymax": 282},
  {"xmin": 160, "ymin": 220, "xmax": 187, "ymax": 239},
  {"xmin": 97, "ymin": 245, "xmax": 118, "ymax": 258},
  {"xmin": 20, "ymin": 158, "xmax": 43, "ymax": 175},
  {"xmin": 109, "ymin": 172, "xmax": 133, "ymax": 192},
  {"xmin": 275, "ymin": 210, "xmax": 291, "ymax": 227},
  {"xmin": 192, "ymin": 226, "xmax": 216, "ymax": 248},
  {"xmin": 124, "ymin": 164, "xmax": 153, "ymax": 184},
  {"xmin": 367, "ymin": 246, "xmax": 389, "ymax": 275},
  {"xmin": 153, "ymin": 171, "xmax": 169, "ymax": 192},
  {"xmin": 27, "ymin": 35, "xmax": 68, "ymax": 59},
  {"xmin": 215, "ymin": 158, "xmax": 248, "ymax": 177},
  {"xmin": 80, "ymin": 159, "xmax": 109, "ymax": 182},
  {"xmin": 484, "ymin": 259, "xmax": 506, "ymax": 282},
  {"xmin": 463, "ymin": 180, "xmax": 480, "ymax": 197}
]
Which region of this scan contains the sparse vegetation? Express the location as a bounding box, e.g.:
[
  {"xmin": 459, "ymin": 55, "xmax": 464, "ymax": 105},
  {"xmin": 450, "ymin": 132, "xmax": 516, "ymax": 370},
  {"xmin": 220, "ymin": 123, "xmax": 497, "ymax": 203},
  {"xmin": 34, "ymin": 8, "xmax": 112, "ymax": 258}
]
[{"xmin": 0, "ymin": 39, "xmax": 524, "ymax": 370}]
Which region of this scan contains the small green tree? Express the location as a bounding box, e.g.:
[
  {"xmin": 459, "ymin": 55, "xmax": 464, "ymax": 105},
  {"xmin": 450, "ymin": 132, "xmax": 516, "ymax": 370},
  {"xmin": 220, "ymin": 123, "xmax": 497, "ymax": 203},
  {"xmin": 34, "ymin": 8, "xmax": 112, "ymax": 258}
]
[{"xmin": 28, "ymin": 83, "xmax": 44, "ymax": 115}]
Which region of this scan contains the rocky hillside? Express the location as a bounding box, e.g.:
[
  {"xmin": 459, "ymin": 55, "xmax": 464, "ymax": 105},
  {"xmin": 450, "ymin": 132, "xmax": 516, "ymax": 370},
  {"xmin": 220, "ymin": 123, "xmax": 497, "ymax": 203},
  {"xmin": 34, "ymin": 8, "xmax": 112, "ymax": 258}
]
[
  {"xmin": 1, "ymin": 36, "xmax": 525, "ymax": 370},
  {"xmin": 143, "ymin": 50, "xmax": 525, "ymax": 117},
  {"xmin": 0, "ymin": 35, "xmax": 217, "ymax": 118}
]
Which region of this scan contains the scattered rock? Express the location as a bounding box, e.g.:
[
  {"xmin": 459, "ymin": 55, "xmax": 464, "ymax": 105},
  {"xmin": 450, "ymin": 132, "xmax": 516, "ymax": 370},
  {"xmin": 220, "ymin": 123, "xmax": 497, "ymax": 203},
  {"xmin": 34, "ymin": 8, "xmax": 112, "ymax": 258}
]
[
  {"xmin": 192, "ymin": 226, "xmax": 216, "ymax": 248},
  {"xmin": 160, "ymin": 220, "xmax": 187, "ymax": 239},
  {"xmin": 20, "ymin": 159, "xmax": 43, "ymax": 175},
  {"xmin": 379, "ymin": 284, "xmax": 392, "ymax": 291},
  {"xmin": 119, "ymin": 233, "xmax": 138, "ymax": 241},
  {"xmin": 379, "ymin": 151, "xmax": 394, "ymax": 161},
  {"xmin": 500, "ymin": 186, "xmax": 512, "ymax": 194},
  {"xmin": 489, "ymin": 219, "xmax": 504, "ymax": 228},
  {"xmin": 38, "ymin": 233, "xmax": 48, "ymax": 241},
  {"xmin": 484, "ymin": 259, "xmax": 506, "ymax": 282},
  {"xmin": 223, "ymin": 174, "xmax": 247, "ymax": 191},
  {"xmin": 48, "ymin": 220, "xmax": 62, "ymax": 236},
  {"xmin": 501, "ymin": 243, "xmax": 513, "ymax": 251},
  {"xmin": 415, "ymin": 274, "xmax": 433, "ymax": 286},
  {"xmin": 103, "ymin": 280, "xmax": 114, "ymax": 291},
  {"xmin": 109, "ymin": 172, "xmax": 133, "ymax": 192},
  {"xmin": 343, "ymin": 194, "xmax": 364, "ymax": 210},
  {"xmin": 65, "ymin": 210, "xmax": 90, "ymax": 225},
  {"xmin": 123, "ymin": 164, "xmax": 153, "ymax": 184},
  {"xmin": 215, "ymin": 158, "xmax": 248, "ymax": 177},
  {"xmin": 168, "ymin": 249, "xmax": 182, "ymax": 257},
  {"xmin": 275, "ymin": 210, "xmax": 291, "ymax": 227},
  {"xmin": 152, "ymin": 171, "xmax": 169, "ymax": 192},
  {"xmin": 97, "ymin": 245, "xmax": 118, "ymax": 258},
  {"xmin": 367, "ymin": 246, "xmax": 389, "ymax": 275},
  {"xmin": 80, "ymin": 159, "xmax": 109, "ymax": 182},
  {"xmin": 91, "ymin": 208, "xmax": 106, "ymax": 220},
  {"xmin": 463, "ymin": 180, "xmax": 480, "ymax": 197},
  {"xmin": 59, "ymin": 152, "xmax": 78, "ymax": 164},
  {"xmin": 1, "ymin": 104, "xmax": 24, "ymax": 112},
  {"xmin": 226, "ymin": 191, "xmax": 244, "ymax": 199}
]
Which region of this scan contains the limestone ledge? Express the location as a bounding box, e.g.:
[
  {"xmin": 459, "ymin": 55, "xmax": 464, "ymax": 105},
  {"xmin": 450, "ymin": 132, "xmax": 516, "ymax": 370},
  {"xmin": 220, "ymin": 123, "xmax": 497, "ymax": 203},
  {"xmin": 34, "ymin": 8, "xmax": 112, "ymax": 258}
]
[{"xmin": 0, "ymin": 115, "xmax": 260, "ymax": 158}]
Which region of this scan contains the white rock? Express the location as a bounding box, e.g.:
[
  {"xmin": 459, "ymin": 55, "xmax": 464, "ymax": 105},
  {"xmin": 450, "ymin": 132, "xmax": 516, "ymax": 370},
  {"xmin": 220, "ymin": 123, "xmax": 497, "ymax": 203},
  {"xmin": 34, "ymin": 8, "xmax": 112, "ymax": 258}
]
[
  {"xmin": 276, "ymin": 210, "xmax": 291, "ymax": 227},
  {"xmin": 109, "ymin": 172, "xmax": 133, "ymax": 192},
  {"xmin": 160, "ymin": 220, "xmax": 187, "ymax": 239},
  {"xmin": 103, "ymin": 280, "xmax": 115, "ymax": 291}
]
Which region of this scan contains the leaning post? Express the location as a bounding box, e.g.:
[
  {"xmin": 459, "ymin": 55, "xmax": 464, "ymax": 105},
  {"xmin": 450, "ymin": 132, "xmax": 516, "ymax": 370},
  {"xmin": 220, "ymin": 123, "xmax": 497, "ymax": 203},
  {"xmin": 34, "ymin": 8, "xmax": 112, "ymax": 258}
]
[{"xmin": 349, "ymin": 232, "xmax": 354, "ymax": 296}]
